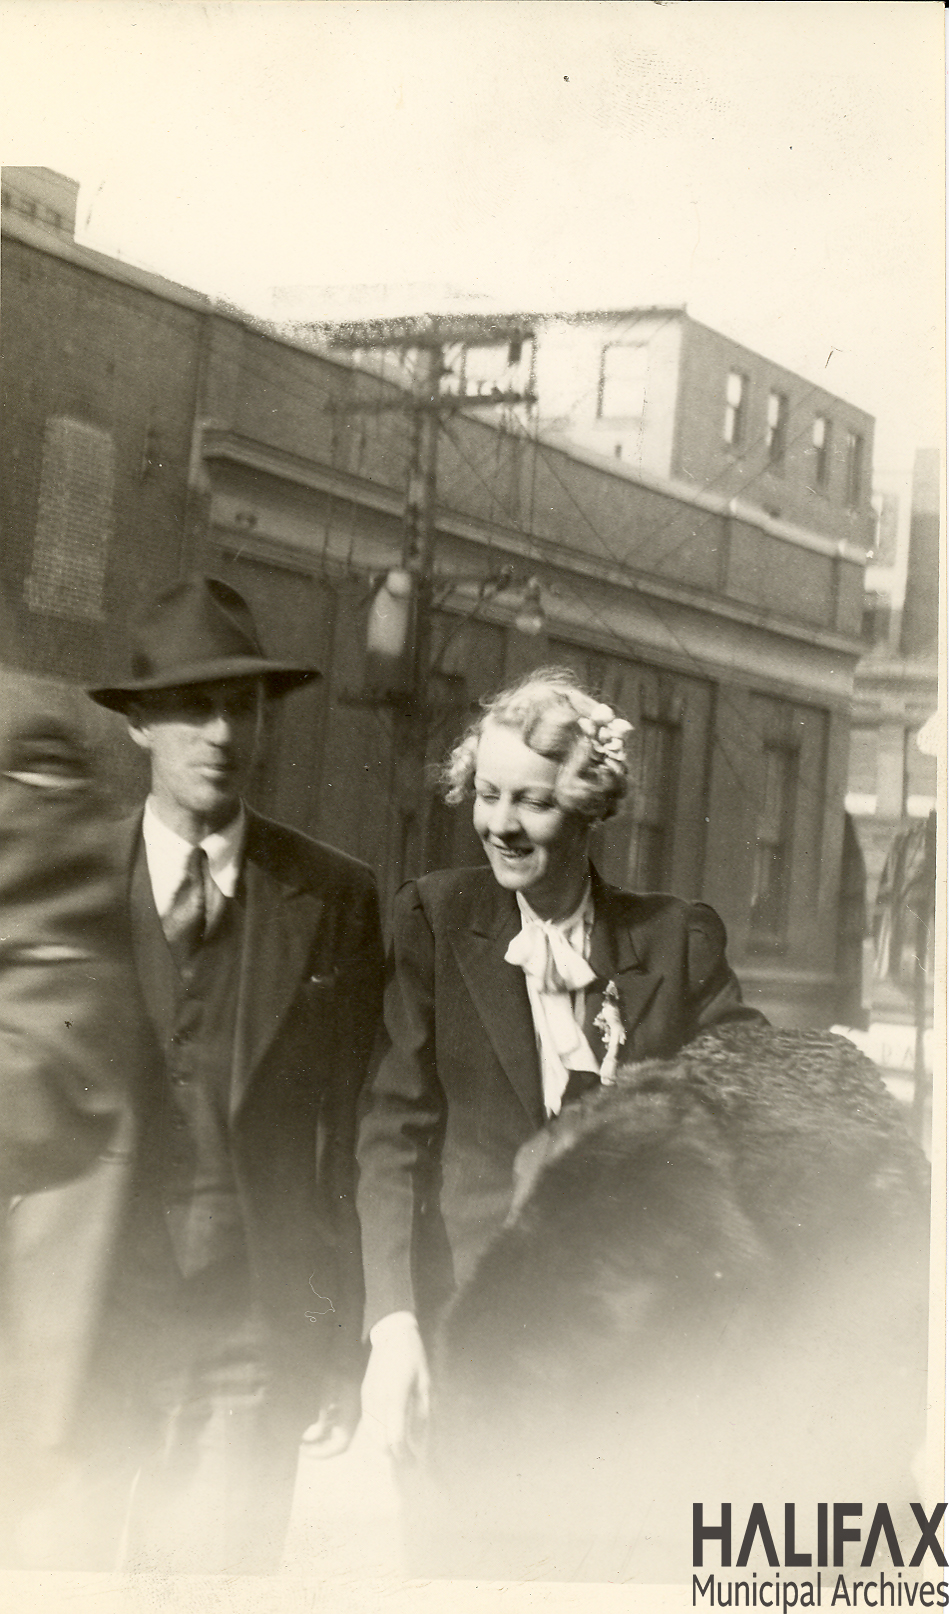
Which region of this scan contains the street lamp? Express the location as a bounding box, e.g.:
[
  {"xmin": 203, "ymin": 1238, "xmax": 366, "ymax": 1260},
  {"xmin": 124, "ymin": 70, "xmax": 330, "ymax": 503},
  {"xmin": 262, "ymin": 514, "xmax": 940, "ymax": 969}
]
[{"xmin": 361, "ymin": 566, "xmax": 546, "ymax": 705}]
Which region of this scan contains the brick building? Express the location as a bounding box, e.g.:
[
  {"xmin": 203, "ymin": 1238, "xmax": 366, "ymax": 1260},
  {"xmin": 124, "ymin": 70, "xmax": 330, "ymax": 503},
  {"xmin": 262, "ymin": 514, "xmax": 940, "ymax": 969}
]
[
  {"xmin": 1, "ymin": 170, "xmax": 871, "ymax": 1024},
  {"xmin": 452, "ymin": 306, "xmax": 876, "ymax": 549},
  {"xmin": 846, "ymin": 447, "xmax": 940, "ymax": 1034}
]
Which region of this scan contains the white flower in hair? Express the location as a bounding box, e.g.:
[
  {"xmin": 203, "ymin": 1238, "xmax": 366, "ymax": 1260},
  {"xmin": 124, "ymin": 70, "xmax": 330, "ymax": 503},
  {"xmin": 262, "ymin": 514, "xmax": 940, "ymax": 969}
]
[{"xmin": 577, "ymin": 706, "xmax": 633, "ymax": 775}]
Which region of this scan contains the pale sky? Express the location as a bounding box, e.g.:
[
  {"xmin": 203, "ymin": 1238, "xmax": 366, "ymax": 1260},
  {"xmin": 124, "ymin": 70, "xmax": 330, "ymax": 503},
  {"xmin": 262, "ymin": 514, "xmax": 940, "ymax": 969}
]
[{"xmin": 0, "ymin": 0, "xmax": 943, "ymax": 476}]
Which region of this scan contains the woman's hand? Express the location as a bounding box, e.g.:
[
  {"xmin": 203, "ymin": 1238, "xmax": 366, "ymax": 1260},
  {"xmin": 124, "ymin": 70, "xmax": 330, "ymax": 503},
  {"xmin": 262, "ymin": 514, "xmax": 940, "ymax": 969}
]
[
  {"xmin": 300, "ymin": 1376, "xmax": 362, "ymax": 1458},
  {"xmin": 360, "ymin": 1312, "xmax": 430, "ymax": 1463}
]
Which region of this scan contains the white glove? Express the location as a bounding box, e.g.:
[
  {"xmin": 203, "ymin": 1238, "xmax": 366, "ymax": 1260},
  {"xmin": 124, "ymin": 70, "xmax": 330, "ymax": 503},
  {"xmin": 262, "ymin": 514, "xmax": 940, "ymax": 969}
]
[{"xmin": 360, "ymin": 1311, "xmax": 430, "ymax": 1462}]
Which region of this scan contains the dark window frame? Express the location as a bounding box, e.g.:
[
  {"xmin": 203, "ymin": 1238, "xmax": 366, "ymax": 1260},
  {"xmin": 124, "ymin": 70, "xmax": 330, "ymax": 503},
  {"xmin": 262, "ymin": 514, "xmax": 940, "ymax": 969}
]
[
  {"xmin": 749, "ymin": 740, "xmax": 799, "ymax": 949},
  {"xmin": 723, "ymin": 369, "xmax": 747, "ymax": 449},
  {"xmin": 844, "ymin": 429, "xmax": 864, "ymax": 510},
  {"xmin": 766, "ymin": 390, "xmax": 789, "ymax": 472},
  {"xmin": 812, "ymin": 414, "xmax": 832, "ymax": 490},
  {"xmin": 625, "ymin": 713, "xmax": 681, "ymax": 892}
]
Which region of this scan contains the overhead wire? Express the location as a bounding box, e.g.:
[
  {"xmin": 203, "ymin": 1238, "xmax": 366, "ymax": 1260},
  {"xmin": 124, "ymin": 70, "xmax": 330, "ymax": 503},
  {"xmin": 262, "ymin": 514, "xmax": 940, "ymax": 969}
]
[
  {"xmin": 505, "ymin": 378, "xmax": 866, "ymax": 581},
  {"xmin": 496, "ymin": 393, "xmax": 866, "ymax": 820},
  {"xmin": 438, "ymin": 414, "xmax": 763, "ymax": 810},
  {"xmin": 198, "ymin": 303, "xmax": 866, "ymax": 601},
  {"xmin": 217, "ymin": 327, "xmax": 762, "ymax": 805},
  {"xmin": 20, "ymin": 237, "xmax": 847, "ymax": 860},
  {"xmin": 437, "ymin": 411, "xmax": 835, "ymax": 818},
  {"xmin": 189, "ymin": 303, "xmax": 859, "ymax": 818}
]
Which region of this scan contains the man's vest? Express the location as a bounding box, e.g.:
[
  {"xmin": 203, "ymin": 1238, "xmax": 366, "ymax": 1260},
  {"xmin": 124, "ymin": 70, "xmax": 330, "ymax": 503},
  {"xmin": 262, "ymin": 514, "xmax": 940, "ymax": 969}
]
[{"xmin": 128, "ymin": 839, "xmax": 247, "ymax": 1286}]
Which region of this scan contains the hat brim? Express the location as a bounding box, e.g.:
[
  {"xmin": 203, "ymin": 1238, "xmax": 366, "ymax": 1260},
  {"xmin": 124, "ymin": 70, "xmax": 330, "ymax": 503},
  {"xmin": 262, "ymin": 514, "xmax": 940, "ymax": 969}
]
[{"xmin": 88, "ymin": 656, "xmax": 320, "ymax": 713}]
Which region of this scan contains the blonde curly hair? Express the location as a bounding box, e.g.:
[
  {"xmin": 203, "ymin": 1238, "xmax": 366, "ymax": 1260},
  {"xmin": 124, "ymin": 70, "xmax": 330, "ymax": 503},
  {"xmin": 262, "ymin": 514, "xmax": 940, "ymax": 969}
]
[{"xmin": 442, "ymin": 668, "xmax": 632, "ymax": 823}]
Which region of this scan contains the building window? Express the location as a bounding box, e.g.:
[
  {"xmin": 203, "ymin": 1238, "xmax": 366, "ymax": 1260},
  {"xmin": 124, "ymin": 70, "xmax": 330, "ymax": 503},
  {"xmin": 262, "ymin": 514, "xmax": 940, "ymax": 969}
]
[
  {"xmin": 766, "ymin": 391, "xmax": 788, "ymax": 471},
  {"xmin": 844, "ymin": 430, "xmax": 864, "ymax": 510},
  {"xmin": 723, "ymin": 370, "xmax": 746, "ymax": 447},
  {"xmin": 24, "ymin": 417, "xmax": 113, "ymax": 621},
  {"xmin": 625, "ymin": 715, "xmax": 680, "ymax": 890},
  {"xmin": 812, "ymin": 414, "xmax": 831, "ymax": 489},
  {"xmin": 750, "ymin": 743, "xmax": 798, "ymax": 945},
  {"xmin": 598, "ymin": 344, "xmax": 648, "ymax": 419}
]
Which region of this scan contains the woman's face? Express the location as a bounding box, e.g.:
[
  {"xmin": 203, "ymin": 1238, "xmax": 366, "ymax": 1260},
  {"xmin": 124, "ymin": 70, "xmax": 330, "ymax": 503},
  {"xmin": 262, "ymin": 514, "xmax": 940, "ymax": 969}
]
[{"xmin": 472, "ymin": 720, "xmax": 590, "ymax": 920}]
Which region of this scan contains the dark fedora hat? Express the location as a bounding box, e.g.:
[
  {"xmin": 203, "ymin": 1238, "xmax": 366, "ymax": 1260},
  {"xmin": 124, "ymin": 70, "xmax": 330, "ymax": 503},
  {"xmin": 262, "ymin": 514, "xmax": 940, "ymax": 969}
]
[{"xmin": 88, "ymin": 575, "xmax": 321, "ymax": 713}]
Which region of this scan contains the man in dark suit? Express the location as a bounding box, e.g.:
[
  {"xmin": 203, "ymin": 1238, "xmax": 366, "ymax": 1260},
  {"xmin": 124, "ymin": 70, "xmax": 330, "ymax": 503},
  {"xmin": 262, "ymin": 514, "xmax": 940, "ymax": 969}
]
[{"xmin": 64, "ymin": 574, "xmax": 385, "ymax": 1574}]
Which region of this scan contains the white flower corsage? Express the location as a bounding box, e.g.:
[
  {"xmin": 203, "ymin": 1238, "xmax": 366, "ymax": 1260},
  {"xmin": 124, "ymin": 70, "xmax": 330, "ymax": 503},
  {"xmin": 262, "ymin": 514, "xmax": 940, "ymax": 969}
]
[
  {"xmin": 577, "ymin": 706, "xmax": 633, "ymax": 776},
  {"xmin": 594, "ymin": 979, "xmax": 626, "ymax": 1085}
]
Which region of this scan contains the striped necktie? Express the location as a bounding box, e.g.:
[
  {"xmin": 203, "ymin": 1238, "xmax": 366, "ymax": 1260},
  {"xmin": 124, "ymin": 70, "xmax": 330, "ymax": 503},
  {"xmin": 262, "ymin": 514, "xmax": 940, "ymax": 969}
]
[{"xmin": 162, "ymin": 845, "xmax": 209, "ymax": 969}]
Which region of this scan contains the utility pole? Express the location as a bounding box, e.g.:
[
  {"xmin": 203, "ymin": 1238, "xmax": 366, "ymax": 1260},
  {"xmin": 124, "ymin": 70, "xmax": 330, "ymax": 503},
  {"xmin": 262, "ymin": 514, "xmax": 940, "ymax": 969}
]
[
  {"xmin": 405, "ymin": 342, "xmax": 441, "ymax": 733},
  {"xmin": 393, "ymin": 340, "xmax": 442, "ymax": 883},
  {"xmin": 315, "ymin": 313, "xmax": 535, "ymax": 885}
]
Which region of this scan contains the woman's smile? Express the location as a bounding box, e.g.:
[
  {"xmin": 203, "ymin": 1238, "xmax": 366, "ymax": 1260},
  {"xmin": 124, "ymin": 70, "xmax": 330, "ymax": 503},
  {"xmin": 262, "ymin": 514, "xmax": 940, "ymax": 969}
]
[{"xmin": 472, "ymin": 722, "xmax": 590, "ymax": 921}]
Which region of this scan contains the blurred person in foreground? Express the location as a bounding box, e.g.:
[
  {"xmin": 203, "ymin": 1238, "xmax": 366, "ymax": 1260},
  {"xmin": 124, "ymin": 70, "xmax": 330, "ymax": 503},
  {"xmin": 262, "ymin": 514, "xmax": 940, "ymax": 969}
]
[
  {"xmin": 357, "ymin": 668, "xmax": 764, "ymax": 1473},
  {"xmin": 432, "ymin": 1024, "xmax": 931, "ymax": 1580},
  {"xmin": 22, "ymin": 573, "xmax": 385, "ymax": 1576},
  {"xmin": 0, "ymin": 668, "xmax": 133, "ymax": 1193},
  {"xmin": 0, "ymin": 665, "xmax": 143, "ymax": 1560}
]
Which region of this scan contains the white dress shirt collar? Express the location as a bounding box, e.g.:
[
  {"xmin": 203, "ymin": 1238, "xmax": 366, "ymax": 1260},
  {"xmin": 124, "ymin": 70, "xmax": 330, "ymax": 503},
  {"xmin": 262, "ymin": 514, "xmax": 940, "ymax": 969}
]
[{"xmin": 141, "ymin": 798, "xmax": 246, "ymax": 917}]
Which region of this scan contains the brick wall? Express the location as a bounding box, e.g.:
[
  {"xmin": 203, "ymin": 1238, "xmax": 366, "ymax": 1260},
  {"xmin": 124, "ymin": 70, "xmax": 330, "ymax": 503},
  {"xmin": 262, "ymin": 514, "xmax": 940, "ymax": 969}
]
[
  {"xmin": 1, "ymin": 235, "xmax": 203, "ymax": 680},
  {"xmin": 676, "ymin": 319, "xmax": 875, "ymax": 549}
]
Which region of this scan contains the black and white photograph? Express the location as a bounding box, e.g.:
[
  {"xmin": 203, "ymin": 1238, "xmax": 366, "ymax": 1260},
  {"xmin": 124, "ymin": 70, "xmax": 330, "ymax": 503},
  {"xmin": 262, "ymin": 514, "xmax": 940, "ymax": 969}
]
[{"xmin": 0, "ymin": 3, "xmax": 944, "ymax": 1611}]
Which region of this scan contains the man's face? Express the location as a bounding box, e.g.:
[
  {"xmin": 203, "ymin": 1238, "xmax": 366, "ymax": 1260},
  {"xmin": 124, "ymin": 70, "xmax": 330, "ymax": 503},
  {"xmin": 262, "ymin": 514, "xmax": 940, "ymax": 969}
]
[{"xmin": 128, "ymin": 678, "xmax": 265, "ymax": 838}]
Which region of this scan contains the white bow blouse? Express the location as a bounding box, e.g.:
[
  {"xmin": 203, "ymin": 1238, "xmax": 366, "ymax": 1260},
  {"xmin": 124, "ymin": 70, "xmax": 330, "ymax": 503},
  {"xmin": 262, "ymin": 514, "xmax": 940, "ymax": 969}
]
[{"xmin": 504, "ymin": 886, "xmax": 602, "ymax": 1116}]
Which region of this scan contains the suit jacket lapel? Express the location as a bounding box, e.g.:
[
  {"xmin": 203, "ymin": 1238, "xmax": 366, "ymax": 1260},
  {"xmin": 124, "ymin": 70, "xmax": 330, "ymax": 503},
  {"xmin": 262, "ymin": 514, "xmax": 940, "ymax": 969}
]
[
  {"xmin": 128, "ymin": 829, "xmax": 178, "ymax": 1040},
  {"xmin": 450, "ymin": 880, "xmax": 545, "ymax": 1128},
  {"xmin": 230, "ymin": 813, "xmax": 317, "ymax": 1119},
  {"xmin": 587, "ymin": 869, "xmax": 663, "ymax": 1058},
  {"xmin": 121, "ymin": 808, "xmax": 319, "ymax": 1118}
]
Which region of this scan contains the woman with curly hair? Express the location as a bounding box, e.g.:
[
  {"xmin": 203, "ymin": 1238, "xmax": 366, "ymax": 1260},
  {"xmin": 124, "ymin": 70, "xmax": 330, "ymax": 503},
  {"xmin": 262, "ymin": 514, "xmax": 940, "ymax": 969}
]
[{"xmin": 357, "ymin": 668, "xmax": 762, "ymax": 1462}]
